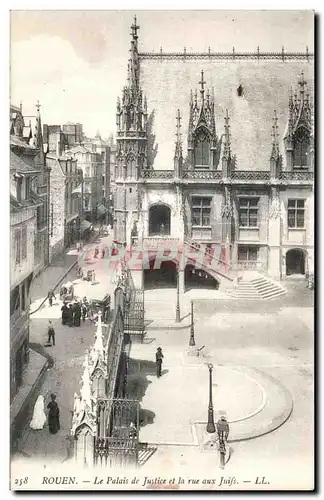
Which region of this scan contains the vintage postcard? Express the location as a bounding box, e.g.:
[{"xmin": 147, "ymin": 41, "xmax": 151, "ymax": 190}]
[{"xmin": 9, "ymin": 10, "xmax": 314, "ymax": 491}]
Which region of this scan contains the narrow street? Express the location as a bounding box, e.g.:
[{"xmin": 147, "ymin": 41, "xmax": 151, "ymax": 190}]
[{"xmin": 13, "ymin": 232, "xmax": 115, "ymax": 462}]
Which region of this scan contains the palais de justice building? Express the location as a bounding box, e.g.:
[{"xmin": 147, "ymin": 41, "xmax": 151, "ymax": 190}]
[{"xmin": 113, "ymin": 18, "xmax": 314, "ymax": 292}]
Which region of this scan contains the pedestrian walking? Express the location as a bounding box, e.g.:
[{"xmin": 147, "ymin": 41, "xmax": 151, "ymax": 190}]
[
  {"xmin": 155, "ymin": 347, "xmax": 164, "ymax": 378},
  {"xmin": 61, "ymin": 302, "xmax": 68, "ymax": 325},
  {"xmin": 74, "ymin": 301, "xmax": 82, "ymax": 327},
  {"xmin": 47, "ymin": 289, "xmax": 55, "ymax": 307},
  {"xmin": 47, "ymin": 394, "xmax": 60, "ymax": 435},
  {"xmin": 101, "ymin": 248, "xmax": 105, "ymax": 259},
  {"xmin": 94, "ymin": 247, "xmax": 99, "ymax": 258},
  {"xmin": 30, "ymin": 395, "xmax": 46, "ymax": 430},
  {"xmin": 47, "ymin": 321, "xmax": 55, "ymax": 346},
  {"xmin": 67, "ymin": 304, "xmax": 74, "ymax": 327},
  {"xmin": 82, "ymin": 302, "xmax": 87, "ymax": 323},
  {"xmin": 216, "ymin": 416, "xmax": 229, "ymax": 442}
]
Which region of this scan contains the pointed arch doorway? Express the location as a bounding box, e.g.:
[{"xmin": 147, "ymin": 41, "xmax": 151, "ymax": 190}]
[
  {"xmin": 286, "ymin": 248, "xmax": 306, "ymax": 276},
  {"xmin": 148, "ymin": 204, "xmax": 171, "ymax": 236}
]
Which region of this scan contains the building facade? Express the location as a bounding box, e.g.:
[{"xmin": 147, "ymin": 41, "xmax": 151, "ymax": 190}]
[
  {"xmin": 10, "ymin": 106, "xmax": 44, "ymax": 405},
  {"xmin": 12, "ymin": 104, "xmax": 50, "ymax": 275},
  {"xmin": 67, "ymin": 145, "xmax": 104, "ymax": 222},
  {"xmin": 113, "ymin": 18, "xmax": 314, "ymax": 291},
  {"xmin": 46, "ymin": 154, "xmax": 81, "ymax": 261}
]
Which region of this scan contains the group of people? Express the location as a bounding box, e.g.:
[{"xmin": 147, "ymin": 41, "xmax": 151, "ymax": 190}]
[
  {"xmin": 30, "ymin": 393, "xmax": 60, "ymax": 435},
  {"xmin": 61, "ymin": 300, "xmax": 86, "ymax": 327}
]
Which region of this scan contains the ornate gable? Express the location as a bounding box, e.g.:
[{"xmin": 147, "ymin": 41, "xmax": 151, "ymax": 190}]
[
  {"xmin": 187, "ymin": 71, "xmax": 219, "ymax": 169},
  {"xmin": 284, "ymin": 71, "xmax": 313, "ymax": 170}
]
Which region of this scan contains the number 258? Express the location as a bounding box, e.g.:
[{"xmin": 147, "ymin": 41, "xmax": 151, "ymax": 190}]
[{"xmin": 14, "ymin": 477, "xmax": 28, "ymax": 486}]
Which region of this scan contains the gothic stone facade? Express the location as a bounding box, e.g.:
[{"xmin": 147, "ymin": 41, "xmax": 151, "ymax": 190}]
[{"xmin": 113, "ymin": 18, "xmax": 314, "ymax": 289}]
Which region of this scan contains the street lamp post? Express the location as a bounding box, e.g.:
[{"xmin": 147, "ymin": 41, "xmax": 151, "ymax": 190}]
[
  {"xmin": 206, "ymin": 363, "xmax": 216, "ymax": 433},
  {"xmin": 175, "ymin": 264, "xmax": 181, "ymax": 323},
  {"xmin": 189, "ymin": 300, "xmax": 195, "ymax": 346}
]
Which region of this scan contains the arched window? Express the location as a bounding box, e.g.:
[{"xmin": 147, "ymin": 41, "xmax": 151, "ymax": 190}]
[
  {"xmin": 293, "ymin": 128, "xmax": 310, "ymax": 168},
  {"xmin": 194, "ymin": 129, "xmax": 210, "ymax": 167}
]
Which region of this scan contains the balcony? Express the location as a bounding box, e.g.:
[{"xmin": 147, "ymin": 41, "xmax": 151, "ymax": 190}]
[
  {"xmin": 236, "ymin": 260, "xmax": 266, "ymax": 271},
  {"xmin": 279, "ymin": 171, "xmax": 314, "ymax": 182},
  {"xmin": 141, "ymin": 170, "xmax": 174, "ymax": 179},
  {"xmin": 132, "ymin": 237, "xmax": 181, "ymax": 249},
  {"xmin": 182, "ymin": 170, "xmax": 222, "ymax": 180},
  {"xmin": 231, "ymin": 171, "xmax": 270, "ymax": 181}
]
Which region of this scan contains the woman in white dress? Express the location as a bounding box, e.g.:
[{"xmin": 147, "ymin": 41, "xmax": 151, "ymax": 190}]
[{"xmin": 30, "ymin": 395, "xmax": 46, "ymax": 430}]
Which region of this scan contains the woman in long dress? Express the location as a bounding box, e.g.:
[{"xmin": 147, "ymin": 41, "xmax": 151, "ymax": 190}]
[
  {"xmin": 30, "ymin": 395, "xmax": 46, "ymax": 430},
  {"xmin": 47, "ymin": 394, "xmax": 60, "ymax": 434}
]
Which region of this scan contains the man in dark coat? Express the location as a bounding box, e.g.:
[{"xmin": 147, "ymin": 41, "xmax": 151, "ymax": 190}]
[
  {"xmin": 61, "ymin": 302, "xmax": 68, "ymax": 325},
  {"xmin": 47, "ymin": 394, "xmax": 60, "ymax": 434},
  {"xmin": 47, "ymin": 321, "xmax": 55, "ymax": 346},
  {"xmin": 216, "ymin": 416, "xmax": 229, "ymax": 442},
  {"xmin": 74, "ymin": 302, "xmax": 82, "ymax": 327},
  {"xmin": 155, "ymin": 347, "xmax": 164, "ymax": 378},
  {"xmin": 48, "ymin": 289, "xmax": 55, "ymax": 307},
  {"xmin": 67, "ymin": 304, "xmax": 74, "ymax": 327}
]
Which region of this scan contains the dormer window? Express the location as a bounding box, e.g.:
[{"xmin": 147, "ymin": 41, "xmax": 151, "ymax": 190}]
[
  {"xmin": 194, "ymin": 129, "xmax": 210, "ymax": 167},
  {"xmin": 293, "ymin": 127, "xmax": 310, "ymax": 169}
]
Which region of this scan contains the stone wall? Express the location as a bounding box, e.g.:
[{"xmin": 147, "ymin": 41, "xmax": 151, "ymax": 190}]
[{"xmin": 48, "ymin": 157, "xmax": 66, "ymax": 261}]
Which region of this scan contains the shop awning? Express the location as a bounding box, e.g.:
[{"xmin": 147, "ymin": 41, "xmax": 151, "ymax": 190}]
[{"xmin": 80, "ymin": 220, "xmax": 93, "ymax": 232}]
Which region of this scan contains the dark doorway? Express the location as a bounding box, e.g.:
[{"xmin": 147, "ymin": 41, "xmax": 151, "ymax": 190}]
[
  {"xmin": 185, "ymin": 265, "xmax": 219, "ymax": 291},
  {"xmin": 148, "ymin": 204, "xmax": 171, "ymax": 236},
  {"xmin": 286, "ymin": 248, "xmax": 306, "ymax": 276},
  {"xmin": 144, "ymin": 259, "xmax": 177, "ymax": 289},
  {"xmin": 15, "ymin": 345, "xmax": 24, "ymax": 389}
]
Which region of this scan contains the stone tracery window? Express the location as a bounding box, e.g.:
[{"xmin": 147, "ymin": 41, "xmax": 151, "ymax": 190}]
[
  {"xmin": 194, "ymin": 128, "xmax": 210, "ymax": 167},
  {"xmin": 293, "ymin": 127, "xmax": 310, "ymax": 169}
]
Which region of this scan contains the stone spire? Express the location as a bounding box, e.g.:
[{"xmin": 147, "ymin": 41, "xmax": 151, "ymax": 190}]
[
  {"xmin": 223, "ymin": 109, "xmax": 231, "ymax": 160},
  {"xmin": 129, "ymin": 15, "xmax": 140, "ymax": 91},
  {"xmin": 80, "ymin": 352, "xmax": 92, "ymax": 406},
  {"xmin": 32, "ymin": 100, "xmax": 45, "ymax": 165},
  {"xmin": 221, "ymin": 109, "xmax": 232, "ymax": 178},
  {"xmin": 174, "ymin": 109, "xmax": 183, "ymax": 177},
  {"xmin": 199, "ymin": 70, "xmax": 206, "ymax": 103},
  {"xmin": 270, "ymin": 109, "xmax": 279, "ymax": 161},
  {"xmin": 92, "ymin": 311, "xmax": 104, "ymax": 356}
]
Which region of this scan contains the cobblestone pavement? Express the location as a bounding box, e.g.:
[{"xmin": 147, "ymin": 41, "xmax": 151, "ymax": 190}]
[
  {"xmin": 14, "ymin": 244, "xmax": 314, "ymax": 480},
  {"xmin": 13, "ymin": 234, "xmax": 114, "ymax": 463},
  {"xmin": 14, "ymin": 316, "xmax": 97, "ymax": 462},
  {"xmin": 129, "ymin": 285, "xmax": 313, "ymax": 475}
]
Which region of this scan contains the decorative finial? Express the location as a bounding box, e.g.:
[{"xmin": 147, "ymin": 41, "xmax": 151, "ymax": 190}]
[
  {"xmin": 271, "ymin": 109, "xmax": 279, "ymax": 158},
  {"xmin": 176, "ymin": 109, "xmax": 182, "ymax": 142},
  {"xmin": 19, "ymin": 101, "xmax": 23, "ymax": 112},
  {"xmin": 36, "ymin": 100, "xmax": 41, "ymax": 113},
  {"xmin": 131, "ymin": 15, "xmax": 140, "ymax": 40},
  {"xmin": 298, "ymin": 70, "xmax": 307, "ymax": 95},
  {"xmin": 199, "ymin": 70, "xmax": 206, "ymax": 101}
]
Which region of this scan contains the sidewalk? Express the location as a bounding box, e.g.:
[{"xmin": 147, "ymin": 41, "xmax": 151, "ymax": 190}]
[
  {"xmin": 13, "ymin": 317, "xmax": 96, "ymax": 463},
  {"xmin": 30, "ymin": 247, "xmax": 80, "ymax": 303}
]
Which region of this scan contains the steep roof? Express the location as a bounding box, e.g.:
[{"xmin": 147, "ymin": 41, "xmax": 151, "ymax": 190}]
[
  {"xmin": 10, "ymin": 135, "xmax": 36, "ymax": 150},
  {"xmin": 10, "ymin": 150, "xmax": 40, "ymax": 174},
  {"xmin": 140, "ymin": 58, "xmax": 314, "ymax": 170}
]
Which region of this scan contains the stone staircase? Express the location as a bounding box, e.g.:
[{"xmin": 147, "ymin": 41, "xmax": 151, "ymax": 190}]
[{"xmin": 231, "ymin": 274, "xmax": 287, "ymax": 300}]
